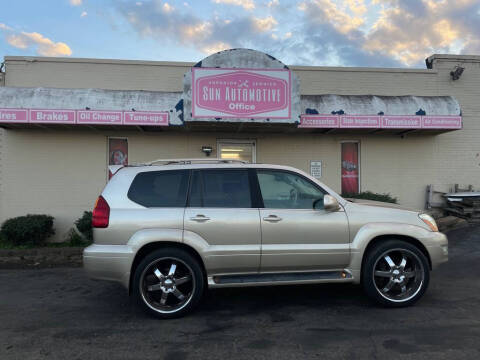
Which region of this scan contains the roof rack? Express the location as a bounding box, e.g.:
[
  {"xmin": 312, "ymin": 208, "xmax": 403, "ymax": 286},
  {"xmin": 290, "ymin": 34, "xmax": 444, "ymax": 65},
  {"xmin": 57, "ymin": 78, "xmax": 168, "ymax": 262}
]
[{"xmin": 137, "ymin": 158, "xmax": 248, "ymax": 166}]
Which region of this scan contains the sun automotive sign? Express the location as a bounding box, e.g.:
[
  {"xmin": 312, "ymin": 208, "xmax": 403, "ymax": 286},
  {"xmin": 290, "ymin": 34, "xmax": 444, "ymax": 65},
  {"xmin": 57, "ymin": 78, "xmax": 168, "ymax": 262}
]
[{"xmin": 191, "ymin": 68, "xmax": 291, "ymax": 119}]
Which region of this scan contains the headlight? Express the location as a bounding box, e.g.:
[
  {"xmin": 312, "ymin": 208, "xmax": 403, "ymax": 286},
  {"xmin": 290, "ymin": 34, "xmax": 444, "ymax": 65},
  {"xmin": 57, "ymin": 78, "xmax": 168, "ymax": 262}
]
[{"xmin": 419, "ymin": 213, "xmax": 438, "ymax": 232}]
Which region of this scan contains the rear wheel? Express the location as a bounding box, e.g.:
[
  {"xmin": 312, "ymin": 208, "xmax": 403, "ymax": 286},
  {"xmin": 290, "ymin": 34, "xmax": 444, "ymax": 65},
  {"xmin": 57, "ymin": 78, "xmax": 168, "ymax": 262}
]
[
  {"xmin": 362, "ymin": 240, "xmax": 430, "ymax": 307},
  {"xmin": 133, "ymin": 248, "xmax": 205, "ymax": 319}
]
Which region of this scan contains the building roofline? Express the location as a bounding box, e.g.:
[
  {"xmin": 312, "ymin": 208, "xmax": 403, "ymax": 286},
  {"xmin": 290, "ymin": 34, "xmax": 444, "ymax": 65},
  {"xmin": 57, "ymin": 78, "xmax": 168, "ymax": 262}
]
[
  {"xmin": 3, "ymin": 55, "xmax": 436, "ymax": 74},
  {"xmin": 426, "ymin": 54, "xmax": 480, "ymax": 68}
]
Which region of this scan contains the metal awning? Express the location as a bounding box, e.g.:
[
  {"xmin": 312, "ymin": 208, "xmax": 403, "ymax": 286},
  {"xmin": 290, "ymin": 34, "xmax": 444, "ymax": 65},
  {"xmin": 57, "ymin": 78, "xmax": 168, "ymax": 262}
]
[{"xmin": 0, "ymin": 87, "xmax": 462, "ymax": 133}]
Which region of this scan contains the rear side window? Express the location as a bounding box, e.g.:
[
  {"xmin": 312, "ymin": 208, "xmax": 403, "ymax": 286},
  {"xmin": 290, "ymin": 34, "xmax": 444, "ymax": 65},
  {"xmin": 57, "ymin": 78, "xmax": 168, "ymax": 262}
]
[
  {"xmin": 189, "ymin": 169, "xmax": 252, "ymax": 208},
  {"xmin": 128, "ymin": 170, "xmax": 189, "ymax": 207}
]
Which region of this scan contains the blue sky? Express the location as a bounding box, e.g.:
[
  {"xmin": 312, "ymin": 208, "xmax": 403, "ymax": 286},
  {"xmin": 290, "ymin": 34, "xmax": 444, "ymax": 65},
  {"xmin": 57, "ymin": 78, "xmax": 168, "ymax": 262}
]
[{"xmin": 1, "ymin": 0, "xmax": 479, "ymax": 68}]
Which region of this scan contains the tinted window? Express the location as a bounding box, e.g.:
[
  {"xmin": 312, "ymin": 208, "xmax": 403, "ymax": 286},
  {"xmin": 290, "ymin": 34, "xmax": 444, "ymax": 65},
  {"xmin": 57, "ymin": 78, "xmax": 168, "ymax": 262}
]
[
  {"xmin": 257, "ymin": 170, "xmax": 326, "ymax": 209},
  {"xmin": 128, "ymin": 170, "xmax": 189, "ymax": 207},
  {"xmin": 189, "ymin": 169, "xmax": 252, "ymax": 208}
]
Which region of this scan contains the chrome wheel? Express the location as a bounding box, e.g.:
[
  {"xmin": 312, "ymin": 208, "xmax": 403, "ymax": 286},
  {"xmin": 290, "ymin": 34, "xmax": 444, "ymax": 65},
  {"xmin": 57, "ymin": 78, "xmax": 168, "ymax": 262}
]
[
  {"xmin": 372, "ymin": 248, "xmax": 425, "ymax": 303},
  {"xmin": 139, "ymin": 257, "xmax": 195, "ymax": 314}
]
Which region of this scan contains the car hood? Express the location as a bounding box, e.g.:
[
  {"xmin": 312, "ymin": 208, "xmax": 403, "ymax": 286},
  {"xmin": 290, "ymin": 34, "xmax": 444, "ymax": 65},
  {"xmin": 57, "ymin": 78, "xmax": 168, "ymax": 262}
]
[{"xmin": 345, "ymin": 198, "xmax": 420, "ymax": 212}]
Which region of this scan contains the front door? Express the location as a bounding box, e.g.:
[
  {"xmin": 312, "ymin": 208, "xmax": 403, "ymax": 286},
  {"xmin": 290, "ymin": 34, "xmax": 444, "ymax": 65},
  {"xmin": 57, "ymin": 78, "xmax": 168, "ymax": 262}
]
[
  {"xmin": 256, "ymin": 169, "xmax": 350, "ymax": 272},
  {"xmin": 184, "ymin": 168, "xmax": 261, "ymax": 275}
]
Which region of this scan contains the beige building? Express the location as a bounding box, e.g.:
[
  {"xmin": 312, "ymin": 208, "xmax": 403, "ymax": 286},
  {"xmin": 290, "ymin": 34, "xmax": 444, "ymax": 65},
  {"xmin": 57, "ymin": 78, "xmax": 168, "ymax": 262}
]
[{"xmin": 0, "ymin": 49, "xmax": 478, "ymax": 241}]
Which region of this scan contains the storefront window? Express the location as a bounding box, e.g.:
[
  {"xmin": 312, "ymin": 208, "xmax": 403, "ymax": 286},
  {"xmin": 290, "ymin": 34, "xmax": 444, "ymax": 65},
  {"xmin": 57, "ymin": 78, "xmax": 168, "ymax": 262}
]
[
  {"xmin": 108, "ymin": 137, "xmax": 128, "ymax": 179},
  {"xmin": 341, "ymin": 142, "xmax": 359, "ymax": 194},
  {"xmin": 217, "ymin": 140, "xmax": 255, "ymax": 163}
]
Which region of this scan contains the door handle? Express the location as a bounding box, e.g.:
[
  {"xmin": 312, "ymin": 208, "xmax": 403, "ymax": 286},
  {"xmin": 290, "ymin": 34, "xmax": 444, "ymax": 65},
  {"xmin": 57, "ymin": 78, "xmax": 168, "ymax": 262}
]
[
  {"xmin": 190, "ymin": 214, "xmax": 210, "ymax": 222},
  {"xmin": 263, "ymin": 215, "xmax": 282, "ymax": 222}
]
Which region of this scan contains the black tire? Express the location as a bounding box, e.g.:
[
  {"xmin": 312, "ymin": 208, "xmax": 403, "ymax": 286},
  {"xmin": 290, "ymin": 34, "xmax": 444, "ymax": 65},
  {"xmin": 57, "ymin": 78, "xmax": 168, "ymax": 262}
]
[
  {"xmin": 362, "ymin": 239, "xmax": 430, "ymax": 307},
  {"xmin": 132, "ymin": 247, "xmax": 205, "ymax": 319}
]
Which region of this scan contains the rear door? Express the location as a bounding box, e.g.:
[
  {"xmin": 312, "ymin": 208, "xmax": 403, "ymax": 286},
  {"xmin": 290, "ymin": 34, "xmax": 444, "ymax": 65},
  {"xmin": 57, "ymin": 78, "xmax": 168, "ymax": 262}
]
[
  {"xmin": 256, "ymin": 169, "xmax": 350, "ymax": 272},
  {"xmin": 184, "ymin": 168, "xmax": 261, "ymax": 275}
]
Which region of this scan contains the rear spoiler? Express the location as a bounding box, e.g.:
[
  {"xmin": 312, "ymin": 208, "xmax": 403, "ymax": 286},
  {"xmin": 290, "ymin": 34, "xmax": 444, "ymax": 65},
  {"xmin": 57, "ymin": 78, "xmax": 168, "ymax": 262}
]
[{"xmin": 108, "ymin": 165, "xmax": 124, "ymax": 179}]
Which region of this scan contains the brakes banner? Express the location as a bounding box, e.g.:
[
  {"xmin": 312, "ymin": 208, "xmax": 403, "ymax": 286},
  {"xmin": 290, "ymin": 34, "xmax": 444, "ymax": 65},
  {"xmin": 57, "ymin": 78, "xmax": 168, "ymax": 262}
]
[{"xmin": 192, "ymin": 68, "xmax": 291, "ymax": 119}]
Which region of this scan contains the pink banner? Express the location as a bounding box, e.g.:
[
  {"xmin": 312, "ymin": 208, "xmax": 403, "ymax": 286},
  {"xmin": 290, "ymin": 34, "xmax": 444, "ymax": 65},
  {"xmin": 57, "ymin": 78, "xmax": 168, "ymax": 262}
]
[
  {"xmin": 30, "ymin": 109, "xmax": 75, "ymax": 124},
  {"xmin": 0, "ymin": 109, "xmax": 29, "ymax": 123},
  {"xmin": 382, "ymin": 115, "xmax": 421, "ymax": 128},
  {"xmin": 123, "ymin": 111, "xmax": 169, "ymax": 126},
  {"xmin": 77, "ymin": 110, "xmax": 123, "ymax": 124},
  {"xmin": 299, "ymin": 115, "xmax": 339, "ymax": 128},
  {"xmin": 340, "ymin": 115, "xmax": 381, "ymax": 128},
  {"xmin": 298, "ymin": 114, "xmax": 462, "ymax": 130},
  {"xmin": 192, "ymin": 68, "xmax": 291, "ymax": 119},
  {"xmin": 422, "ymin": 116, "xmax": 462, "ymax": 129}
]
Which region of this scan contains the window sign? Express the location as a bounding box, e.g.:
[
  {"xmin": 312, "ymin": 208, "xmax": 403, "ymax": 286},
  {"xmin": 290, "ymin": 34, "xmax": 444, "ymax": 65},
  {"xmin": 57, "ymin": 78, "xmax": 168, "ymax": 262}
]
[
  {"xmin": 108, "ymin": 138, "xmax": 128, "ymax": 179},
  {"xmin": 341, "ymin": 142, "xmax": 359, "ymax": 194}
]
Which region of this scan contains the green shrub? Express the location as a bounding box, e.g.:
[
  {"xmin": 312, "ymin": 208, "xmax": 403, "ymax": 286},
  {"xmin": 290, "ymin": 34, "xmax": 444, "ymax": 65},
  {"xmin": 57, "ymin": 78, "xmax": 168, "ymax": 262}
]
[
  {"xmin": 0, "ymin": 214, "xmax": 55, "ymax": 246},
  {"xmin": 75, "ymin": 211, "xmax": 93, "ymax": 241},
  {"xmin": 342, "ymin": 191, "xmax": 398, "ymax": 204},
  {"xmin": 67, "ymin": 229, "xmax": 92, "ymax": 247}
]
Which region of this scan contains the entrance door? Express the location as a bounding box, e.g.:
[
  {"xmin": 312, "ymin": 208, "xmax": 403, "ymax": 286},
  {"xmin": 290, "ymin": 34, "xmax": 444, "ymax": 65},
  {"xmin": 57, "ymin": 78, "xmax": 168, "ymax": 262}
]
[
  {"xmin": 256, "ymin": 169, "xmax": 350, "ymax": 272},
  {"xmin": 217, "ymin": 140, "xmax": 256, "ymax": 163}
]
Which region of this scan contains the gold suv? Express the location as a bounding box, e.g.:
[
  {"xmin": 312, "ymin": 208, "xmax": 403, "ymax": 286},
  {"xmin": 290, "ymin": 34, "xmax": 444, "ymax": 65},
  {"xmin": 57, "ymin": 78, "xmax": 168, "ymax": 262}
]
[{"xmin": 84, "ymin": 159, "xmax": 448, "ymax": 318}]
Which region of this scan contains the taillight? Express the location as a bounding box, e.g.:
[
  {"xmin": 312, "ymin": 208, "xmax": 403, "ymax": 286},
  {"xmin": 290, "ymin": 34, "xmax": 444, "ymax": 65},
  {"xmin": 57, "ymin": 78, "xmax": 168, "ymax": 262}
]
[{"xmin": 92, "ymin": 196, "xmax": 110, "ymax": 228}]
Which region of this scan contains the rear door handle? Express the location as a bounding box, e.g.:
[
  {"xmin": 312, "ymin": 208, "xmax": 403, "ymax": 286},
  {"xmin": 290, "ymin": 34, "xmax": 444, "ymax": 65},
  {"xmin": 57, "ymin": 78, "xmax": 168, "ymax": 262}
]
[
  {"xmin": 263, "ymin": 215, "xmax": 282, "ymax": 222},
  {"xmin": 190, "ymin": 214, "xmax": 210, "ymax": 222}
]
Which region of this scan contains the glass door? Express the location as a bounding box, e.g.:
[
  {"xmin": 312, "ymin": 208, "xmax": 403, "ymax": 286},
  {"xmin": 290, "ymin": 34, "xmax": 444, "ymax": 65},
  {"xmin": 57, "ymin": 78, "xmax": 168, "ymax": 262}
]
[{"xmin": 217, "ymin": 140, "xmax": 256, "ymax": 163}]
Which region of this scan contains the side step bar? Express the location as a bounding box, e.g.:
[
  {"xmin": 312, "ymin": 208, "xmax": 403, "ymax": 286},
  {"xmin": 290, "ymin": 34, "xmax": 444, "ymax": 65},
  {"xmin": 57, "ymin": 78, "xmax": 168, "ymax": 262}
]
[{"xmin": 208, "ymin": 270, "xmax": 353, "ymax": 288}]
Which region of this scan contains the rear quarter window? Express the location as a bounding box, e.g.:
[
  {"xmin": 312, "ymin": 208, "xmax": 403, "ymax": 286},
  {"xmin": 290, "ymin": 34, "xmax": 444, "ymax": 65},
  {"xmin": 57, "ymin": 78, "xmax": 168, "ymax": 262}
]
[{"xmin": 128, "ymin": 170, "xmax": 189, "ymax": 207}]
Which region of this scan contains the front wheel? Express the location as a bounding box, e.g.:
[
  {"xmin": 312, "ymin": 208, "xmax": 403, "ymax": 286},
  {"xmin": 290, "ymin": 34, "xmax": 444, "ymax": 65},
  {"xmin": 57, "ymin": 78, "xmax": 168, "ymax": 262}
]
[
  {"xmin": 133, "ymin": 248, "xmax": 205, "ymax": 319},
  {"xmin": 362, "ymin": 240, "xmax": 430, "ymax": 307}
]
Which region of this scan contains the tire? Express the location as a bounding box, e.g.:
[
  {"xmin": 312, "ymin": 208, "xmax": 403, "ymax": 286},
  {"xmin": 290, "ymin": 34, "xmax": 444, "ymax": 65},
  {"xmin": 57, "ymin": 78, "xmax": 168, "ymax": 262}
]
[
  {"xmin": 362, "ymin": 239, "xmax": 430, "ymax": 307},
  {"xmin": 132, "ymin": 247, "xmax": 205, "ymax": 319}
]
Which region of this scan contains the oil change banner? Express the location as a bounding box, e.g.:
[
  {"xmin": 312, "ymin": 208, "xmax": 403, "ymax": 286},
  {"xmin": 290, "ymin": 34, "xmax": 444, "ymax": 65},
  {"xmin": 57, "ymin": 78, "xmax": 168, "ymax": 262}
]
[{"xmin": 341, "ymin": 142, "xmax": 359, "ymax": 194}]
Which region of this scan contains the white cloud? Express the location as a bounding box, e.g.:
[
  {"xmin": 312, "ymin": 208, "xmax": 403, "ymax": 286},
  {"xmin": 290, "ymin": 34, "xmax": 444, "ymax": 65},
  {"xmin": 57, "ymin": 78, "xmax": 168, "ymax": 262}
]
[
  {"xmin": 201, "ymin": 41, "xmax": 230, "ymax": 54},
  {"xmin": 252, "ymin": 15, "xmax": 277, "ymax": 32},
  {"xmin": 69, "ymin": 0, "xmax": 83, "ymax": 6},
  {"xmin": 162, "ymin": 2, "xmax": 174, "ymax": 13},
  {"xmin": 212, "ymin": 0, "xmax": 255, "ymax": 11},
  {"xmin": 116, "ymin": 0, "xmax": 480, "ymax": 67},
  {"xmin": 363, "ymin": 0, "xmax": 473, "ymax": 65},
  {"xmin": 7, "ymin": 32, "xmax": 72, "ymax": 57},
  {"xmin": 0, "ymin": 23, "xmax": 12, "ymax": 31},
  {"xmin": 81, "ymin": 11, "xmax": 88, "ymax": 17}
]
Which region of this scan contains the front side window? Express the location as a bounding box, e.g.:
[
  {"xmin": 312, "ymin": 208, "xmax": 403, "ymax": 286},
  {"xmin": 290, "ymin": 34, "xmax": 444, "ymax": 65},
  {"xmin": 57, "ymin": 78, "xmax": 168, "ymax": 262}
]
[
  {"xmin": 257, "ymin": 170, "xmax": 326, "ymax": 209},
  {"xmin": 189, "ymin": 169, "xmax": 252, "ymax": 208},
  {"xmin": 128, "ymin": 170, "xmax": 189, "ymax": 207}
]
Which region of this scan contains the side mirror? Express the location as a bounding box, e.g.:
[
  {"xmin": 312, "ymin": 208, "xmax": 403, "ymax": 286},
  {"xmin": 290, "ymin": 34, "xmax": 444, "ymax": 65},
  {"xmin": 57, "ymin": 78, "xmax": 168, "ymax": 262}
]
[{"xmin": 323, "ymin": 194, "xmax": 341, "ymax": 212}]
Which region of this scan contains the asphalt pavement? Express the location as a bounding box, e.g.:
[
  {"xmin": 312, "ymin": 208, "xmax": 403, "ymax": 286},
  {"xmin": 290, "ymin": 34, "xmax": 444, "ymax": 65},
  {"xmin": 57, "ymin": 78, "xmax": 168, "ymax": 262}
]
[{"xmin": 1, "ymin": 225, "xmax": 479, "ymax": 360}]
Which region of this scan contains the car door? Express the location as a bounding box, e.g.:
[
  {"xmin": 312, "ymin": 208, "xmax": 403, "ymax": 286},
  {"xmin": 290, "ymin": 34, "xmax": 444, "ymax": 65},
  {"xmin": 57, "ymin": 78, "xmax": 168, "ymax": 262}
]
[
  {"xmin": 257, "ymin": 169, "xmax": 350, "ymax": 272},
  {"xmin": 184, "ymin": 168, "xmax": 261, "ymax": 275}
]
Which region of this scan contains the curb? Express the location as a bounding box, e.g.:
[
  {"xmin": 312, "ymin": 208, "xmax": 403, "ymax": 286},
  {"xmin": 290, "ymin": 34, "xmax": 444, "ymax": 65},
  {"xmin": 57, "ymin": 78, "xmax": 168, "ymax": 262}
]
[{"xmin": 0, "ymin": 247, "xmax": 84, "ymax": 269}]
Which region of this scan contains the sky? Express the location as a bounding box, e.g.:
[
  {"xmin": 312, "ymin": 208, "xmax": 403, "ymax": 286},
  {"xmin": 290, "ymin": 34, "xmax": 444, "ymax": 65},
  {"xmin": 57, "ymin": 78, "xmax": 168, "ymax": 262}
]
[{"xmin": 1, "ymin": 0, "xmax": 479, "ymax": 68}]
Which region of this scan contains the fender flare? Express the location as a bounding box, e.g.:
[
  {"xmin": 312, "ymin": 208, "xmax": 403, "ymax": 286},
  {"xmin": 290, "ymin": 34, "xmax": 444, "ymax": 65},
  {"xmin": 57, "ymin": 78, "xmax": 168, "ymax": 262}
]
[{"xmin": 348, "ymin": 222, "xmax": 433, "ymax": 283}]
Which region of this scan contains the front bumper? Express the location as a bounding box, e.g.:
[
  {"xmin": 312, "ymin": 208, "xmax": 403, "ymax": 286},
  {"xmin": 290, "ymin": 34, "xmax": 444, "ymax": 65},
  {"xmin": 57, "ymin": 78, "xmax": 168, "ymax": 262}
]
[
  {"xmin": 425, "ymin": 231, "xmax": 449, "ymax": 269},
  {"xmin": 83, "ymin": 244, "xmax": 134, "ymax": 289}
]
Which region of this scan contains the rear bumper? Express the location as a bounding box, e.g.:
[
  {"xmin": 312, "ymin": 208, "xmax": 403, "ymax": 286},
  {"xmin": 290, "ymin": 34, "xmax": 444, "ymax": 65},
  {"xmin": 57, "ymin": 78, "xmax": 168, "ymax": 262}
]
[{"xmin": 83, "ymin": 244, "xmax": 134, "ymax": 289}]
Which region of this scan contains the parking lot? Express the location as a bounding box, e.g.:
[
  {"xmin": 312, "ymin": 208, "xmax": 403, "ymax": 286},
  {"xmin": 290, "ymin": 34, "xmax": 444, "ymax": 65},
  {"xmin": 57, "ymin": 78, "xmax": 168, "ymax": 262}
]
[{"xmin": 1, "ymin": 225, "xmax": 479, "ymax": 360}]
